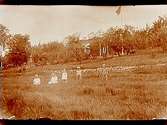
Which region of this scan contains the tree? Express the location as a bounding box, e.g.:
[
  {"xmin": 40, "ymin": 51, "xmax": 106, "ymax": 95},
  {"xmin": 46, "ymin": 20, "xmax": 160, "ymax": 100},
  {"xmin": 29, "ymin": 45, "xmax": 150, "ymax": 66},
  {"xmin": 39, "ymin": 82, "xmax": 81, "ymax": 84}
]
[
  {"xmin": 0, "ymin": 24, "xmax": 11, "ymax": 58},
  {"xmin": 32, "ymin": 41, "xmax": 67, "ymax": 64},
  {"xmin": 90, "ymin": 36, "xmax": 101, "ymax": 58},
  {"xmin": 151, "ymin": 16, "xmax": 167, "ymax": 52},
  {"xmin": 6, "ymin": 34, "xmax": 31, "ymax": 67},
  {"xmin": 0, "ymin": 24, "xmax": 9, "ymax": 46},
  {"xmin": 66, "ymin": 34, "xmax": 85, "ymax": 62}
]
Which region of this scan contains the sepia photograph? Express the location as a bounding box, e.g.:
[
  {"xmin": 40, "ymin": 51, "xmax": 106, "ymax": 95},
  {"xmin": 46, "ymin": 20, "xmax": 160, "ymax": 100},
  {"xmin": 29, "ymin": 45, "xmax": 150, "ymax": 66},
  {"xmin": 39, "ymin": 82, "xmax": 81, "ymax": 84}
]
[{"xmin": 0, "ymin": 5, "xmax": 167, "ymax": 120}]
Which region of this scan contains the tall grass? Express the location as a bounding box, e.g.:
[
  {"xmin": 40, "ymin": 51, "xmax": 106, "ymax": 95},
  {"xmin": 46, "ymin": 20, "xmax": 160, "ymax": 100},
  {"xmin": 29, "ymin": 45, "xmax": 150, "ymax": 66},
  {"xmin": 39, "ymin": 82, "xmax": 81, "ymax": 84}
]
[
  {"xmin": 2, "ymin": 76, "xmax": 166, "ymax": 120},
  {"xmin": 2, "ymin": 53, "xmax": 167, "ymax": 120}
]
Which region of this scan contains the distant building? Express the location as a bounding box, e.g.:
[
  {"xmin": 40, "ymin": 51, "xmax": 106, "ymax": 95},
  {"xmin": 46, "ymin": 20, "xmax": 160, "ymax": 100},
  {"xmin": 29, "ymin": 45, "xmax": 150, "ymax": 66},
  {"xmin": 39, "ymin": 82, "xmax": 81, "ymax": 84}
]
[
  {"xmin": 0, "ymin": 45, "xmax": 10, "ymax": 57},
  {"xmin": 0, "ymin": 45, "xmax": 10, "ymax": 68},
  {"xmin": 80, "ymin": 38, "xmax": 108, "ymax": 57},
  {"xmin": 80, "ymin": 39, "xmax": 91, "ymax": 55}
]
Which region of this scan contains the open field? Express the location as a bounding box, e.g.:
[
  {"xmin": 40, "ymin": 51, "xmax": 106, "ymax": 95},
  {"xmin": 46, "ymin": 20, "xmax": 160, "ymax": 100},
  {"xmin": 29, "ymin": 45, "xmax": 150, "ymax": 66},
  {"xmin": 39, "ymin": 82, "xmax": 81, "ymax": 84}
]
[
  {"xmin": 1, "ymin": 52, "xmax": 167, "ymax": 120},
  {"xmin": 2, "ymin": 5, "xmax": 167, "ymax": 120}
]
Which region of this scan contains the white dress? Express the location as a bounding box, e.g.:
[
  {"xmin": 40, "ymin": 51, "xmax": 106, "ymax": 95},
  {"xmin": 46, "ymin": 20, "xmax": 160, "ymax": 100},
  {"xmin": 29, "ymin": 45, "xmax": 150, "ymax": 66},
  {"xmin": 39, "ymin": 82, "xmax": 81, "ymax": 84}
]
[
  {"xmin": 76, "ymin": 70, "xmax": 82, "ymax": 76},
  {"xmin": 76, "ymin": 70, "xmax": 82, "ymax": 80},
  {"xmin": 62, "ymin": 72, "xmax": 67, "ymax": 80},
  {"xmin": 33, "ymin": 77, "xmax": 41, "ymax": 85},
  {"xmin": 48, "ymin": 76, "xmax": 58, "ymax": 84}
]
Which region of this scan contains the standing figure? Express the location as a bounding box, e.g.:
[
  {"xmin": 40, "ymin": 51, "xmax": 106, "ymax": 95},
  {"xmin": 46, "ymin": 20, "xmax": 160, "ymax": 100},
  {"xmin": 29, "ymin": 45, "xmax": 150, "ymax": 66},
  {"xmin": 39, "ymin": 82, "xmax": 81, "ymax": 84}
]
[
  {"xmin": 48, "ymin": 71, "xmax": 58, "ymax": 84},
  {"xmin": 33, "ymin": 74, "xmax": 41, "ymax": 85},
  {"xmin": 101, "ymin": 64, "xmax": 109, "ymax": 80},
  {"xmin": 61, "ymin": 69, "xmax": 68, "ymax": 83},
  {"xmin": 97, "ymin": 67, "xmax": 102, "ymax": 78},
  {"xmin": 76, "ymin": 66, "xmax": 82, "ymax": 80}
]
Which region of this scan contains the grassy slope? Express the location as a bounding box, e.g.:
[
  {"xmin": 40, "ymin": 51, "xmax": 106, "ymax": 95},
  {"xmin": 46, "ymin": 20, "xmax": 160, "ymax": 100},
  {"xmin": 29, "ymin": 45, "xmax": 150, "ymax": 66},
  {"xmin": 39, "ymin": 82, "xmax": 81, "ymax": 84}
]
[{"xmin": 2, "ymin": 51, "xmax": 167, "ymax": 120}]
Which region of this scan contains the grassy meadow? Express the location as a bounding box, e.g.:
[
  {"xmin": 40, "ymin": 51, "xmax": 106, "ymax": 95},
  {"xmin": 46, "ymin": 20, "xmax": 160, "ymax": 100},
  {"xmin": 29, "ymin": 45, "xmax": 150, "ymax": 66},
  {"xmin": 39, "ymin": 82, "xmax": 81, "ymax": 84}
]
[{"xmin": 1, "ymin": 51, "xmax": 167, "ymax": 120}]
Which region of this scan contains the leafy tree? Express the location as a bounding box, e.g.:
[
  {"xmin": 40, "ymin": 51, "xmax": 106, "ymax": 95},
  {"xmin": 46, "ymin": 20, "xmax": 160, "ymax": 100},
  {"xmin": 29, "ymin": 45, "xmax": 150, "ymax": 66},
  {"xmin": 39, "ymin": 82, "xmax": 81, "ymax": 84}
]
[
  {"xmin": 66, "ymin": 34, "xmax": 85, "ymax": 62},
  {"xmin": 6, "ymin": 34, "xmax": 31, "ymax": 66}
]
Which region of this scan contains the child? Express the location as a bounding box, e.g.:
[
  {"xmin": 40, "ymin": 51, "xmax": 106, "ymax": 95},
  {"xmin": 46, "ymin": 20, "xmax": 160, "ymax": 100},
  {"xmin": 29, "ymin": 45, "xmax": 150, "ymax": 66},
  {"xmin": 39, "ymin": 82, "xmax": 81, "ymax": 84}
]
[
  {"xmin": 33, "ymin": 74, "xmax": 41, "ymax": 85},
  {"xmin": 76, "ymin": 66, "xmax": 82, "ymax": 80},
  {"xmin": 61, "ymin": 69, "xmax": 68, "ymax": 83},
  {"xmin": 48, "ymin": 72, "xmax": 58, "ymax": 84},
  {"xmin": 101, "ymin": 64, "xmax": 108, "ymax": 80}
]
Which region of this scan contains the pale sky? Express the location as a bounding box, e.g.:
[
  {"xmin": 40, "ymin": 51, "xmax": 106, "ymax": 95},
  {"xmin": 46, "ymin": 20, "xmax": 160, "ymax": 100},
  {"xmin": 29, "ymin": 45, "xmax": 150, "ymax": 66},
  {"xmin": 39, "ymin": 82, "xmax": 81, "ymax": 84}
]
[{"xmin": 0, "ymin": 5, "xmax": 167, "ymax": 46}]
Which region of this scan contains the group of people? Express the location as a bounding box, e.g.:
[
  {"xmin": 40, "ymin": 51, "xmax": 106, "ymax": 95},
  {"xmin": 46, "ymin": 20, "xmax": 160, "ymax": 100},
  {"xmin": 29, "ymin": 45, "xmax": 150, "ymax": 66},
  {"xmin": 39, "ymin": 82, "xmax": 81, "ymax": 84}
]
[
  {"xmin": 32, "ymin": 64, "xmax": 109, "ymax": 85},
  {"xmin": 33, "ymin": 66, "xmax": 83, "ymax": 85}
]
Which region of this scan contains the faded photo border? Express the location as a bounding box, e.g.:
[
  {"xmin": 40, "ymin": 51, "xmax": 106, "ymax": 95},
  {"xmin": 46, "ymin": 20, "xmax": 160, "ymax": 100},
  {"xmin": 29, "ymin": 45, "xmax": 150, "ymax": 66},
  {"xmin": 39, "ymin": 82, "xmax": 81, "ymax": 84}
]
[
  {"xmin": 0, "ymin": 52, "xmax": 2, "ymax": 117},
  {"xmin": 1, "ymin": 120, "xmax": 167, "ymax": 125},
  {"xmin": 0, "ymin": 0, "xmax": 167, "ymax": 5},
  {"xmin": 1, "ymin": 0, "xmax": 167, "ymax": 124}
]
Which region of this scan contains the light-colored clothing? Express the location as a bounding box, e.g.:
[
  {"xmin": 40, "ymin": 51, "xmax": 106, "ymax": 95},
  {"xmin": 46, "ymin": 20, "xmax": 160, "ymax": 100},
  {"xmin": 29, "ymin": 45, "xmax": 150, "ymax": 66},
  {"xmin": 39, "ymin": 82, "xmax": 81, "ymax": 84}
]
[
  {"xmin": 62, "ymin": 72, "xmax": 67, "ymax": 80},
  {"xmin": 76, "ymin": 69, "xmax": 82, "ymax": 80},
  {"xmin": 97, "ymin": 67, "xmax": 103, "ymax": 77},
  {"xmin": 98, "ymin": 67, "xmax": 109, "ymax": 80},
  {"xmin": 33, "ymin": 77, "xmax": 41, "ymax": 85},
  {"xmin": 48, "ymin": 76, "xmax": 58, "ymax": 84},
  {"xmin": 101, "ymin": 67, "xmax": 109, "ymax": 80},
  {"xmin": 76, "ymin": 70, "xmax": 82, "ymax": 76}
]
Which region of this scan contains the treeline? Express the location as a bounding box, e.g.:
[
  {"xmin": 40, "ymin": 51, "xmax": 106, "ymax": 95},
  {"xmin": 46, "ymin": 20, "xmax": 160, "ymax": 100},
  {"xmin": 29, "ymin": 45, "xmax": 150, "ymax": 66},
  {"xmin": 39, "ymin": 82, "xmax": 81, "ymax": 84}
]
[
  {"xmin": 31, "ymin": 35, "xmax": 87, "ymax": 65},
  {"xmin": 32, "ymin": 16, "xmax": 167, "ymax": 65},
  {"xmin": 1, "ymin": 16, "xmax": 167, "ymax": 68}
]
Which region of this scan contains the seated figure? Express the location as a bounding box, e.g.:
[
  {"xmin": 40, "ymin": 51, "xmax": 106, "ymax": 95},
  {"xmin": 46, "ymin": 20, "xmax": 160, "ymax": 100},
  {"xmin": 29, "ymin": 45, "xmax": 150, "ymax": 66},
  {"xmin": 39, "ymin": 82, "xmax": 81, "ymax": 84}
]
[
  {"xmin": 33, "ymin": 74, "xmax": 41, "ymax": 85},
  {"xmin": 48, "ymin": 72, "xmax": 58, "ymax": 84}
]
